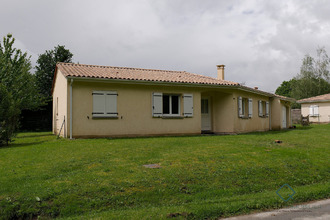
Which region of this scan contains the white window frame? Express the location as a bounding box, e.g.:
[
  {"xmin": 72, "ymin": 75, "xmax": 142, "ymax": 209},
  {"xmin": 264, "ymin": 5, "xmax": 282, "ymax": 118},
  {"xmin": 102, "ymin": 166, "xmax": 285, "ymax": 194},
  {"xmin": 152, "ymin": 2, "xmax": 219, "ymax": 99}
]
[
  {"xmin": 92, "ymin": 90, "xmax": 118, "ymax": 118},
  {"xmin": 258, "ymin": 100, "xmax": 269, "ymax": 117},
  {"xmin": 309, "ymin": 105, "xmax": 319, "ymax": 117},
  {"xmin": 162, "ymin": 94, "xmax": 180, "ymax": 117},
  {"xmin": 238, "ymin": 96, "xmax": 252, "ymax": 118}
]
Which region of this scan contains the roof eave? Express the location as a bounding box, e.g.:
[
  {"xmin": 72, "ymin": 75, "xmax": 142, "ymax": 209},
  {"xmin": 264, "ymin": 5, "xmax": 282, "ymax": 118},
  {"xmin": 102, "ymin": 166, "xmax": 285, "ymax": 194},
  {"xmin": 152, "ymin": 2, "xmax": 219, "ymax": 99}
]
[{"xmin": 297, "ymin": 99, "xmax": 330, "ymax": 104}]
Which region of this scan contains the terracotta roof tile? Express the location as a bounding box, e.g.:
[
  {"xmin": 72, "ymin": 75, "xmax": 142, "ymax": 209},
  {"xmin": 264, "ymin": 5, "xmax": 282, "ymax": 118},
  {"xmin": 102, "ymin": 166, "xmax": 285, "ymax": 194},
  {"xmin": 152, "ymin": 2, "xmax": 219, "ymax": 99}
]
[
  {"xmin": 54, "ymin": 62, "xmax": 294, "ymax": 102},
  {"xmin": 297, "ymin": 93, "xmax": 330, "ymax": 103},
  {"xmin": 56, "ymin": 62, "xmax": 239, "ymax": 86}
]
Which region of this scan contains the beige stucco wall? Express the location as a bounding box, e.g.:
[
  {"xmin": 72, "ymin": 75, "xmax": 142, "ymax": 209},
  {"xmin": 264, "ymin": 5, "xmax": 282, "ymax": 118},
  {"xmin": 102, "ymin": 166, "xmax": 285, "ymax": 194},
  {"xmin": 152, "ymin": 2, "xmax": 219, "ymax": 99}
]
[
  {"xmin": 212, "ymin": 91, "xmax": 235, "ymax": 133},
  {"xmin": 71, "ymin": 81, "xmax": 202, "ymax": 137},
  {"xmin": 53, "ymin": 76, "xmax": 293, "ymax": 138},
  {"xmin": 232, "ymin": 91, "xmax": 270, "ymax": 133},
  {"xmin": 270, "ymin": 98, "xmax": 291, "ymax": 129},
  {"xmin": 52, "ymin": 70, "xmax": 68, "ymax": 137},
  {"xmin": 301, "ymin": 102, "xmax": 330, "ymax": 123}
]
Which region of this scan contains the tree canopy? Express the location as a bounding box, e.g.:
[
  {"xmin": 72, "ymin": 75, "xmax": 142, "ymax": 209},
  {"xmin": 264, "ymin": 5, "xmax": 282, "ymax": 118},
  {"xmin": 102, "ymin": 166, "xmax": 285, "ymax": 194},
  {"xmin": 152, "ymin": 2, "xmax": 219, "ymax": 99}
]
[
  {"xmin": 276, "ymin": 47, "xmax": 330, "ymax": 104},
  {"xmin": 0, "ymin": 34, "xmax": 41, "ymax": 145},
  {"xmin": 0, "ymin": 34, "xmax": 40, "ymax": 110},
  {"xmin": 35, "ymin": 45, "xmax": 73, "ymax": 98}
]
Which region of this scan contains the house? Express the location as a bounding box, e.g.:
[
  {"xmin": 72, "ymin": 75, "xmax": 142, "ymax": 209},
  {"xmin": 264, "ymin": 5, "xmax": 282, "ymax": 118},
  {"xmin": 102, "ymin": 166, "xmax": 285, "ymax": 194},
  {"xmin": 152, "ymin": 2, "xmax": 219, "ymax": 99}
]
[
  {"xmin": 297, "ymin": 93, "xmax": 330, "ymax": 123},
  {"xmin": 52, "ymin": 63, "xmax": 294, "ymax": 138}
]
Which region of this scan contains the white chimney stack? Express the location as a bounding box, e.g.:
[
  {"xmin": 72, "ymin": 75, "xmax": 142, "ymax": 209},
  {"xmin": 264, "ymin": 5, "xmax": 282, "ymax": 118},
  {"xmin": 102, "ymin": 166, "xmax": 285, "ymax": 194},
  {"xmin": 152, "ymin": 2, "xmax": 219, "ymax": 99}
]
[{"xmin": 217, "ymin": 65, "xmax": 225, "ymax": 80}]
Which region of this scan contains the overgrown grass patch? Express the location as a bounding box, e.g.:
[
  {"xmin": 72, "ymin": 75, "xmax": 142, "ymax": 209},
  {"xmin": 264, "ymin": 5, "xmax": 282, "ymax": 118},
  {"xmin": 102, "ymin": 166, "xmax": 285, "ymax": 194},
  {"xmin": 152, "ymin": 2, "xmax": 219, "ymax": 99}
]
[{"xmin": 0, "ymin": 125, "xmax": 329, "ymax": 219}]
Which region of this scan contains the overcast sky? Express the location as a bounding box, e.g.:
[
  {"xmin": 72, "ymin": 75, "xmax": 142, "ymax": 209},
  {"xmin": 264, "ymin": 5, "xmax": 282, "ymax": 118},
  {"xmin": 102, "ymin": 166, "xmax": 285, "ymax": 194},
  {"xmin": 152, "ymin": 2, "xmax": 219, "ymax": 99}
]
[{"xmin": 1, "ymin": 0, "xmax": 330, "ymax": 92}]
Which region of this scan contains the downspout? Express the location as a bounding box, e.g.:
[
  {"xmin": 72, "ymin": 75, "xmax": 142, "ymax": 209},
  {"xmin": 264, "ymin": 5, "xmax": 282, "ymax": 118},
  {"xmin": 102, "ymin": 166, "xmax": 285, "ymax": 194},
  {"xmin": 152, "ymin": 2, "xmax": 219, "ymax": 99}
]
[
  {"xmin": 70, "ymin": 79, "xmax": 73, "ymax": 139},
  {"xmin": 269, "ymin": 99, "xmax": 272, "ymax": 130}
]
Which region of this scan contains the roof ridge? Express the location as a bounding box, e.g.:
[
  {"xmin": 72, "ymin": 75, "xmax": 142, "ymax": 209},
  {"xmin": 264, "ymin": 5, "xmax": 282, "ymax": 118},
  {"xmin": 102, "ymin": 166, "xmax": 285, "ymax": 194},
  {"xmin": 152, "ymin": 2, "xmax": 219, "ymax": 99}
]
[
  {"xmin": 57, "ymin": 62, "xmax": 186, "ymax": 73},
  {"xmin": 189, "ymin": 72, "xmax": 240, "ymax": 85}
]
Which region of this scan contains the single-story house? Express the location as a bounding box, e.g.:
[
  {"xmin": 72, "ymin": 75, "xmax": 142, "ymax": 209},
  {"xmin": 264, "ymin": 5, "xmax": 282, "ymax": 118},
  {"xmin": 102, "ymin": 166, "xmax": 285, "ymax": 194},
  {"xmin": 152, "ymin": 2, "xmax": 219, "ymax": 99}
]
[
  {"xmin": 297, "ymin": 93, "xmax": 330, "ymax": 123},
  {"xmin": 52, "ymin": 63, "xmax": 294, "ymax": 138}
]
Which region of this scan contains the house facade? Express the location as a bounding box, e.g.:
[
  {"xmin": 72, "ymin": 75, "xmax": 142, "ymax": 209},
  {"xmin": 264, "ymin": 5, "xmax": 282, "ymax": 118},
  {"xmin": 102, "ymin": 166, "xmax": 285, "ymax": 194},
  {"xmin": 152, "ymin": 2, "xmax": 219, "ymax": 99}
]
[
  {"xmin": 297, "ymin": 93, "xmax": 330, "ymax": 123},
  {"xmin": 52, "ymin": 63, "xmax": 293, "ymax": 138}
]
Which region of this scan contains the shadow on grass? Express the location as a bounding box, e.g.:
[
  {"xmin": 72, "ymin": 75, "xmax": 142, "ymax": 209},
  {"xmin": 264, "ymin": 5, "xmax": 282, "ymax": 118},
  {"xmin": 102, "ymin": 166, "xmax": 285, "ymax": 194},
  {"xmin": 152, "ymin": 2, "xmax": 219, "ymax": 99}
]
[
  {"xmin": 0, "ymin": 141, "xmax": 46, "ymax": 149},
  {"xmin": 244, "ymin": 126, "xmax": 313, "ymax": 136},
  {"xmin": 16, "ymin": 133, "xmax": 53, "ymax": 139}
]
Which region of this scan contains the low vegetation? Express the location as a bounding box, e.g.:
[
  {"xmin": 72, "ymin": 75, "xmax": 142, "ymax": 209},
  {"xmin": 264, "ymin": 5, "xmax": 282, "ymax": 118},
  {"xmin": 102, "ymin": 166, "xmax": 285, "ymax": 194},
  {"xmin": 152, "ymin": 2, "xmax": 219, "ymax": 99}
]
[{"xmin": 0, "ymin": 125, "xmax": 329, "ymax": 219}]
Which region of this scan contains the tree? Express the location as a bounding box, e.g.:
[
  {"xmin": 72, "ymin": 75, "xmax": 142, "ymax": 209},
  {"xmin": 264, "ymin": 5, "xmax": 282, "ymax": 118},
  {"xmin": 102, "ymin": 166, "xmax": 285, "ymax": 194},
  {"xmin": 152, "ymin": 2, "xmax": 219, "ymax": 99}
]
[
  {"xmin": 0, "ymin": 84, "xmax": 20, "ymax": 146},
  {"xmin": 291, "ymin": 48, "xmax": 330, "ymax": 100},
  {"xmin": 35, "ymin": 45, "xmax": 73, "ymax": 98},
  {"xmin": 275, "ymin": 47, "xmax": 330, "ymax": 106},
  {"xmin": 0, "ymin": 34, "xmax": 42, "ymax": 145},
  {"xmin": 0, "ymin": 34, "xmax": 40, "ymax": 110},
  {"xmin": 275, "ymin": 79, "xmax": 297, "ymax": 98}
]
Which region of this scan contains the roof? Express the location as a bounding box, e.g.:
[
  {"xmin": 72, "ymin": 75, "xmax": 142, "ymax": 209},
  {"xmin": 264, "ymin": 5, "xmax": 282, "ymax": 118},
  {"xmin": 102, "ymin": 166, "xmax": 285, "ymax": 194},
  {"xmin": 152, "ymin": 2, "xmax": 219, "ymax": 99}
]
[
  {"xmin": 297, "ymin": 93, "xmax": 330, "ymax": 103},
  {"xmin": 56, "ymin": 62, "xmax": 239, "ymax": 86},
  {"xmin": 53, "ymin": 62, "xmax": 294, "ymax": 102}
]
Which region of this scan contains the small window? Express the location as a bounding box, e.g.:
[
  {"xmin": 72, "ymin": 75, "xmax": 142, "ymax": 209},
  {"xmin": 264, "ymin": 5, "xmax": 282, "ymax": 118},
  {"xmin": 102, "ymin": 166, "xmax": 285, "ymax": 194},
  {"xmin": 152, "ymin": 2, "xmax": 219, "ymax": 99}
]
[
  {"xmin": 153, "ymin": 93, "xmax": 192, "ymax": 117},
  {"xmin": 163, "ymin": 94, "xmax": 180, "ymax": 116},
  {"xmin": 238, "ymin": 97, "xmax": 252, "ymax": 118},
  {"xmin": 92, "ymin": 91, "xmax": 118, "ymax": 118},
  {"xmin": 258, "ymin": 100, "xmax": 269, "ymax": 117},
  {"xmin": 309, "ymin": 105, "xmax": 319, "ymax": 117}
]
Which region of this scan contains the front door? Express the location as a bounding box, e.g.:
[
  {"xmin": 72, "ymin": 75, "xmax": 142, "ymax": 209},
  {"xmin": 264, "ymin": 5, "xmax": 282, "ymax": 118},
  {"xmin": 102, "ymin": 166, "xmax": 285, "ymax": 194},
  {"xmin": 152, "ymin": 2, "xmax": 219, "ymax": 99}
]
[
  {"xmin": 201, "ymin": 98, "xmax": 211, "ymax": 131},
  {"xmin": 282, "ymin": 106, "xmax": 287, "ymax": 128}
]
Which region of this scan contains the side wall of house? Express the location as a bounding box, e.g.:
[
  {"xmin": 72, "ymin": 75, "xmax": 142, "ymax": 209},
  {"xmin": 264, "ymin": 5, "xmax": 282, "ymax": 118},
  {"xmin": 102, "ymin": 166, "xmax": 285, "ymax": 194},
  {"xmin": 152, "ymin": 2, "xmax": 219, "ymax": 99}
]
[
  {"xmin": 271, "ymin": 98, "xmax": 292, "ymax": 129},
  {"xmin": 71, "ymin": 81, "xmax": 201, "ymax": 137},
  {"xmin": 232, "ymin": 91, "xmax": 270, "ymax": 133},
  {"xmin": 52, "ymin": 70, "xmax": 68, "ymax": 137},
  {"xmin": 301, "ymin": 102, "xmax": 330, "ymax": 123}
]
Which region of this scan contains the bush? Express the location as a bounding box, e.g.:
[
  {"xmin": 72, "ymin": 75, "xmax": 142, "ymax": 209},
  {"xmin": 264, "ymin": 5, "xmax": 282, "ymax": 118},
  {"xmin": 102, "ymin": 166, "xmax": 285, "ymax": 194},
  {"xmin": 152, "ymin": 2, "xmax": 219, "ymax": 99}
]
[{"xmin": 0, "ymin": 84, "xmax": 20, "ymax": 146}]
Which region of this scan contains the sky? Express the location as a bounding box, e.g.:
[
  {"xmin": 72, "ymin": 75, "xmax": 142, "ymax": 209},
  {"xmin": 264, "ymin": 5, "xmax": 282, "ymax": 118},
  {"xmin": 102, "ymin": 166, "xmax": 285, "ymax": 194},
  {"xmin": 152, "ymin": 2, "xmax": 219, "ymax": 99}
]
[{"xmin": 1, "ymin": 0, "xmax": 330, "ymax": 93}]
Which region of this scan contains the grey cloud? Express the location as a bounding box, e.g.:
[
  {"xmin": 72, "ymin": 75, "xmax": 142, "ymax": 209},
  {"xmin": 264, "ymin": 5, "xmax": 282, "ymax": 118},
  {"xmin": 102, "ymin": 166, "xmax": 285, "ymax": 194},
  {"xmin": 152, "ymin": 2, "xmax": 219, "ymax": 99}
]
[{"xmin": 1, "ymin": 0, "xmax": 330, "ymax": 92}]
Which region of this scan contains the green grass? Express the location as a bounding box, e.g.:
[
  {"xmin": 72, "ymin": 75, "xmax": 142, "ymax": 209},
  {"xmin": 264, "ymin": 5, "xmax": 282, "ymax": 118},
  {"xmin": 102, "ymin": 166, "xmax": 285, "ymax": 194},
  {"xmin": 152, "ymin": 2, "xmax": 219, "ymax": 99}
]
[{"xmin": 0, "ymin": 125, "xmax": 329, "ymax": 219}]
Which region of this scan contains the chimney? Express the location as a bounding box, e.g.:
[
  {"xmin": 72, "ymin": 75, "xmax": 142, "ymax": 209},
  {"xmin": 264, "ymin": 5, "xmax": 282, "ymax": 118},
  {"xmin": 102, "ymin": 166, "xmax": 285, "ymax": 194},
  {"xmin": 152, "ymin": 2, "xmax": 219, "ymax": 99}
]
[{"xmin": 217, "ymin": 65, "xmax": 225, "ymax": 80}]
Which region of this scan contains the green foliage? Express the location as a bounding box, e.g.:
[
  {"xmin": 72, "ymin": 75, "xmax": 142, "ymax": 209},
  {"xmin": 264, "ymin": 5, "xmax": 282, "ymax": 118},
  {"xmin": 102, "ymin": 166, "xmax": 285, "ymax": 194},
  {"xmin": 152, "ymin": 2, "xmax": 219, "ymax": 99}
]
[
  {"xmin": 0, "ymin": 34, "xmax": 41, "ymax": 111},
  {"xmin": 0, "ymin": 125, "xmax": 329, "ymax": 218},
  {"xmin": 0, "ymin": 84, "xmax": 20, "ymax": 146},
  {"xmin": 0, "ymin": 34, "xmax": 41, "ymax": 144},
  {"xmin": 275, "ymin": 79, "xmax": 297, "ymax": 98},
  {"xmin": 275, "ymin": 47, "xmax": 330, "ymax": 106},
  {"xmin": 35, "ymin": 45, "xmax": 73, "ymax": 98}
]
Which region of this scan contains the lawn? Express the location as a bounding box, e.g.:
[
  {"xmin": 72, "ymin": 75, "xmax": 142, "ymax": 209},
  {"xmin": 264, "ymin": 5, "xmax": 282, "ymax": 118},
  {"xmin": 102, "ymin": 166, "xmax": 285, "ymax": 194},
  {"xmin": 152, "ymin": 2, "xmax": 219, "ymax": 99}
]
[{"xmin": 0, "ymin": 125, "xmax": 329, "ymax": 219}]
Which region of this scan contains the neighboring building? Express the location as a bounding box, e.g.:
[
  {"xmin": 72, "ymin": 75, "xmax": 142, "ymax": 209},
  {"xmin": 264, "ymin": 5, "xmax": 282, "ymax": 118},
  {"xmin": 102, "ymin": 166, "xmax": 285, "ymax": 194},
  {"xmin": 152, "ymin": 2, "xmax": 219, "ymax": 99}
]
[
  {"xmin": 52, "ymin": 63, "xmax": 294, "ymax": 138},
  {"xmin": 297, "ymin": 93, "xmax": 330, "ymax": 123}
]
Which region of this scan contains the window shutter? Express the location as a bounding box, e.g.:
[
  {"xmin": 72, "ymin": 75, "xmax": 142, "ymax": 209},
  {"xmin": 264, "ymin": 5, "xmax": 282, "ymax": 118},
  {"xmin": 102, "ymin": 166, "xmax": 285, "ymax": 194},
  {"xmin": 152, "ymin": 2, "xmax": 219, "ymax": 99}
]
[
  {"xmin": 93, "ymin": 91, "xmax": 106, "ymax": 117},
  {"xmin": 265, "ymin": 101, "xmax": 269, "ymax": 117},
  {"xmin": 248, "ymin": 98, "xmax": 253, "ymax": 118},
  {"xmin": 238, "ymin": 96, "xmax": 243, "ymax": 117},
  {"xmin": 314, "ymin": 105, "xmax": 319, "ymax": 116},
  {"xmin": 258, "ymin": 100, "xmax": 263, "ymax": 116},
  {"xmin": 183, "ymin": 94, "xmax": 193, "ymax": 117},
  {"xmin": 152, "ymin": 92, "xmax": 163, "ymax": 117},
  {"xmin": 309, "ymin": 105, "xmax": 314, "ymax": 116},
  {"xmin": 105, "ymin": 91, "xmax": 118, "ymax": 117}
]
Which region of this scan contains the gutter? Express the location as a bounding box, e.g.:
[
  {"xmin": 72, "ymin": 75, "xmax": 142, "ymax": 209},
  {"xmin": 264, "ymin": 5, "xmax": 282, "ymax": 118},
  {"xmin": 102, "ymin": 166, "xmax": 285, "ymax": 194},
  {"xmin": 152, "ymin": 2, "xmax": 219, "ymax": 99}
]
[{"xmin": 66, "ymin": 76, "xmax": 290, "ymax": 100}]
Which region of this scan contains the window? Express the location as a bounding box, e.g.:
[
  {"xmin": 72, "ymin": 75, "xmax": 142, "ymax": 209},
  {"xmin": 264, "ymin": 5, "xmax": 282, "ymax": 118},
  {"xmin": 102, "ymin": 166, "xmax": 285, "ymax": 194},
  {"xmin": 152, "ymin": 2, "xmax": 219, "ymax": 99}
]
[
  {"xmin": 309, "ymin": 105, "xmax": 319, "ymax": 116},
  {"xmin": 92, "ymin": 91, "xmax": 118, "ymax": 118},
  {"xmin": 258, "ymin": 100, "xmax": 269, "ymax": 117},
  {"xmin": 152, "ymin": 93, "xmax": 193, "ymax": 117},
  {"xmin": 238, "ymin": 97, "xmax": 252, "ymax": 118},
  {"xmin": 162, "ymin": 94, "xmax": 180, "ymax": 115}
]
